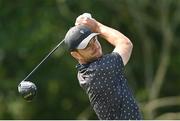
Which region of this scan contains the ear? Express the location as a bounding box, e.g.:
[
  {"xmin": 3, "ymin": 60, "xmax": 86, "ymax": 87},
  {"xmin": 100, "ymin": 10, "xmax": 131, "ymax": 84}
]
[{"xmin": 70, "ymin": 51, "xmax": 82, "ymax": 61}]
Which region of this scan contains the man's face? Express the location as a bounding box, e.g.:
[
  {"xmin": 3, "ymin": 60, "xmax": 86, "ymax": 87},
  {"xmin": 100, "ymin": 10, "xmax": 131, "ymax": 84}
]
[{"xmin": 75, "ymin": 36, "xmax": 103, "ymax": 63}]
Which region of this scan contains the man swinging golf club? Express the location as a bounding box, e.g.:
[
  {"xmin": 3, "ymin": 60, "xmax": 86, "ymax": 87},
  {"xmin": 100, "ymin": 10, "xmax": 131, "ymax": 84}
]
[{"xmin": 64, "ymin": 13, "xmax": 142, "ymax": 120}]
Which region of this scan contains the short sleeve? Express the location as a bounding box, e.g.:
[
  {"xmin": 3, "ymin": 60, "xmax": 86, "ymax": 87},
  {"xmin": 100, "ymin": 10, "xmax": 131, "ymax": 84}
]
[{"xmin": 92, "ymin": 52, "xmax": 125, "ymax": 76}]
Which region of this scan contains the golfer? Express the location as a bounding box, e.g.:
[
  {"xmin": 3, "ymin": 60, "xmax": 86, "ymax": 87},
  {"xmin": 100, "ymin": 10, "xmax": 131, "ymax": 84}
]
[{"xmin": 64, "ymin": 13, "xmax": 142, "ymax": 120}]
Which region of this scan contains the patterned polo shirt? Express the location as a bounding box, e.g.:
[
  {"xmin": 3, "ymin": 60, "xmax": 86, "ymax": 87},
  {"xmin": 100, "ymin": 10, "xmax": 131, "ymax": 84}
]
[{"xmin": 76, "ymin": 52, "xmax": 142, "ymax": 120}]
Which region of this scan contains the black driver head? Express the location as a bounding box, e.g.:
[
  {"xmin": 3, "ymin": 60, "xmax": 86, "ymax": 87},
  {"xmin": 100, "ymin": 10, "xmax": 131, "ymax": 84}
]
[{"xmin": 18, "ymin": 81, "xmax": 37, "ymax": 102}]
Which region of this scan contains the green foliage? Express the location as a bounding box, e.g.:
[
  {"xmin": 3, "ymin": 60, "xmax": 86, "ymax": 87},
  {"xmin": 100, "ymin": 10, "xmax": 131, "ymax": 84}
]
[{"xmin": 0, "ymin": 0, "xmax": 180, "ymax": 119}]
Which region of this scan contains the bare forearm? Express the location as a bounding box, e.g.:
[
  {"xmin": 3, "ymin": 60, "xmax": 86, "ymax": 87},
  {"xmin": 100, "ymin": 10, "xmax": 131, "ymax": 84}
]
[{"xmin": 96, "ymin": 22, "xmax": 132, "ymax": 47}]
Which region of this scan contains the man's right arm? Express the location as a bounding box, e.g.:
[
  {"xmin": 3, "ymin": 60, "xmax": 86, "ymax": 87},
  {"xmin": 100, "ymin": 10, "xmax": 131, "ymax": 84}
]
[{"xmin": 97, "ymin": 22, "xmax": 133, "ymax": 66}]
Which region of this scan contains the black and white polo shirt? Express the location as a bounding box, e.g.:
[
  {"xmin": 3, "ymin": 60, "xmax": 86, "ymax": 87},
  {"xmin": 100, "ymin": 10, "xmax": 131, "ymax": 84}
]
[{"xmin": 76, "ymin": 52, "xmax": 142, "ymax": 120}]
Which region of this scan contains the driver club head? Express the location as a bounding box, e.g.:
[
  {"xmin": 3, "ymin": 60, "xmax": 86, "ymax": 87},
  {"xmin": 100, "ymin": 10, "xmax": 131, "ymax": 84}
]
[{"xmin": 18, "ymin": 81, "xmax": 37, "ymax": 102}]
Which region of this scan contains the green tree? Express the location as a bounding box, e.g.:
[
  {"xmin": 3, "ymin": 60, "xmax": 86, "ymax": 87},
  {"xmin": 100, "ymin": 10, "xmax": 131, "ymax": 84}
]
[{"xmin": 0, "ymin": 0, "xmax": 180, "ymax": 119}]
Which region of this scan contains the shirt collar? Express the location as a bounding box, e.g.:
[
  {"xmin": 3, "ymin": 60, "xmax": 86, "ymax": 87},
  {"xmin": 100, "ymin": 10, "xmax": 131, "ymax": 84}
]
[{"xmin": 76, "ymin": 63, "xmax": 90, "ymax": 71}]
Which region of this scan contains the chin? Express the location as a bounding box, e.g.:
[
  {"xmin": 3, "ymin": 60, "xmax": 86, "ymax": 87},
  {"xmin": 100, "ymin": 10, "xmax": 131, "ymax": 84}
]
[
  {"xmin": 89, "ymin": 55, "xmax": 100, "ymax": 62},
  {"xmin": 89, "ymin": 51, "xmax": 103, "ymax": 62},
  {"xmin": 93, "ymin": 53, "xmax": 102, "ymax": 61},
  {"xmin": 97, "ymin": 50, "xmax": 103, "ymax": 57},
  {"xmin": 97, "ymin": 53, "xmax": 102, "ymax": 58}
]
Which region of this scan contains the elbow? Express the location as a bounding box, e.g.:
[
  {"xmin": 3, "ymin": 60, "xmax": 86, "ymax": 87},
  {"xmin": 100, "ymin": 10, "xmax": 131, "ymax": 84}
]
[
  {"xmin": 125, "ymin": 38, "xmax": 133, "ymax": 50},
  {"xmin": 129, "ymin": 40, "xmax": 133, "ymax": 50},
  {"xmin": 115, "ymin": 37, "xmax": 133, "ymax": 50}
]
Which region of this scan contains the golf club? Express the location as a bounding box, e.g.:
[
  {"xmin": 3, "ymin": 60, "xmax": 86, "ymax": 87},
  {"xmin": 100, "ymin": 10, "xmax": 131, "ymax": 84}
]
[
  {"xmin": 18, "ymin": 13, "xmax": 92, "ymax": 102},
  {"xmin": 18, "ymin": 39, "xmax": 64, "ymax": 101}
]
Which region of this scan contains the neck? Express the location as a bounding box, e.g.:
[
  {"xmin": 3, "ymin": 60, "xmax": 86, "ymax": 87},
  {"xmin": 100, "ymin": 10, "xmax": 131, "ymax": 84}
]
[
  {"xmin": 78, "ymin": 60, "xmax": 88, "ymax": 64},
  {"xmin": 78, "ymin": 58, "xmax": 97, "ymax": 64}
]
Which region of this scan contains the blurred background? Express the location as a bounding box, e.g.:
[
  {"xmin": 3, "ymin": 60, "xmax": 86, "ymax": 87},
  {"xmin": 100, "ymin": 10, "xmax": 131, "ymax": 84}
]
[{"xmin": 0, "ymin": 0, "xmax": 180, "ymax": 119}]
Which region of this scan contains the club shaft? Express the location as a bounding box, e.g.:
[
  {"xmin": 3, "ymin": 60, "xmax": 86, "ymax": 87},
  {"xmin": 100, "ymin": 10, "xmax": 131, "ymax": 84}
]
[{"xmin": 22, "ymin": 39, "xmax": 64, "ymax": 81}]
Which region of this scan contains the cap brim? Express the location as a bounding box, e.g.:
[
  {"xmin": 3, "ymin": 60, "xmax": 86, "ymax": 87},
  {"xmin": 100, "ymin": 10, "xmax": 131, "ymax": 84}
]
[{"xmin": 76, "ymin": 33, "xmax": 99, "ymax": 49}]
